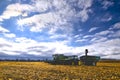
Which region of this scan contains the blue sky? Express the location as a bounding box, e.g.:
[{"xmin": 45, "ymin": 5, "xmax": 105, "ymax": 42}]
[{"xmin": 0, "ymin": 0, "xmax": 120, "ymax": 60}]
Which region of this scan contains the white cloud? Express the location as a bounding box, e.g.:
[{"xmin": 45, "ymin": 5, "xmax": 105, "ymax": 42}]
[
  {"xmin": 0, "ymin": 37, "xmax": 38, "ymax": 55},
  {"xmin": 108, "ymin": 30, "xmax": 120, "ymax": 38},
  {"xmin": 0, "ymin": 38, "xmax": 11, "ymax": 46},
  {"xmin": 0, "ymin": 10, "xmax": 22, "ymax": 20},
  {"xmin": 74, "ymin": 35, "xmax": 80, "ymax": 38},
  {"xmin": 103, "ymin": 55, "xmax": 120, "ymax": 59},
  {"xmin": 15, "ymin": 0, "xmax": 93, "ymax": 33},
  {"xmin": 83, "ymin": 35, "xmax": 93, "ymax": 39},
  {"xmin": 0, "ymin": 0, "xmax": 93, "ymax": 36},
  {"xmin": 0, "ymin": 35, "xmax": 76, "ymax": 56},
  {"xmin": 17, "ymin": 12, "xmax": 62, "ymax": 32},
  {"xmin": 0, "ymin": 26, "xmax": 9, "ymax": 33},
  {"xmin": 102, "ymin": 0, "xmax": 114, "ymax": 9},
  {"xmin": 91, "ymin": 37, "xmax": 107, "ymax": 43},
  {"xmin": 95, "ymin": 30, "xmax": 113, "ymax": 36},
  {"xmin": 75, "ymin": 39, "xmax": 87, "ymax": 42},
  {"xmin": 6, "ymin": 3, "xmax": 33, "ymax": 13},
  {"xmin": 76, "ymin": 0, "xmax": 93, "ymax": 22},
  {"xmin": 78, "ymin": 0, "xmax": 93, "ymax": 9},
  {"xmin": 3, "ymin": 33, "xmax": 16, "ymax": 38},
  {"xmin": 32, "ymin": 0, "xmax": 52, "ymax": 12},
  {"xmin": 15, "ymin": 37, "xmax": 36, "ymax": 43},
  {"xmin": 103, "ymin": 38, "xmax": 120, "ymax": 47},
  {"xmin": 77, "ymin": 9, "xmax": 89, "ymax": 22},
  {"xmin": 113, "ymin": 22, "xmax": 120, "ymax": 29},
  {"xmin": 85, "ymin": 38, "xmax": 120, "ymax": 58},
  {"xmin": 0, "ymin": 0, "xmax": 119, "ymax": 59},
  {"xmin": 50, "ymin": 34, "xmax": 67, "ymax": 39},
  {"xmin": 0, "ymin": 38, "xmax": 17, "ymax": 55},
  {"xmin": 0, "ymin": 3, "xmax": 33, "ymax": 21},
  {"xmin": 101, "ymin": 16, "xmax": 112, "ymax": 22},
  {"xmin": 0, "ymin": 26, "xmax": 16, "ymax": 38},
  {"xmin": 89, "ymin": 27, "xmax": 99, "ymax": 32},
  {"xmin": 0, "ymin": 35, "xmax": 120, "ymax": 59}
]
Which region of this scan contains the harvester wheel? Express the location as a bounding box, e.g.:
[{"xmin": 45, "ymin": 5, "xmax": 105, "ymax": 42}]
[
  {"xmin": 72, "ymin": 62, "xmax": 74, "ymax": 65},
  {"xmin": 93, "ymin": 62, "xmax": 96, "ymax": 66}
]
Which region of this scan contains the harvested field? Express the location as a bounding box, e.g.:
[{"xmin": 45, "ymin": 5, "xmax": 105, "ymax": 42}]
[{"xmin": 0, "ymin": 61, "xmax": 120, "ymax": 80}]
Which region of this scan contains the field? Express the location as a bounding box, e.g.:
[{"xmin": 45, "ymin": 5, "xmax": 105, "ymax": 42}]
[{"xmin": 0, "ymin": 61, "xmax": 120, "ymax": 80}]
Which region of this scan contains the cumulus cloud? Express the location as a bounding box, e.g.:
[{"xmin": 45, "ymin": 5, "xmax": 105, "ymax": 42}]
[
  {"xmin": 0, "ymin": 34, "xmax": 120, "ymax": 59},
  {"xmin": 2, "ymin": 0, "xmax": 93, "ymax": 33},
  {"xmin": 0, "ymin": 10, "xmax": 22, "ymax": 20},
  {"xmin": 84, "ymin": 38, "xmax": 120, "ymax": 58},
  {"xmin": 0, "ymin": 3, "xmax": 34, "ymax": 21},
  {"xmin": 17, "ymin": 12, "xmax": 63, "ymax": 32},
  {"xmin": 0, "ymin": 0, "xmax": 119, "ymax": 60},
  {"xmin": 0, "ymin": 37, "xmax": 37, "ymax": 55}
]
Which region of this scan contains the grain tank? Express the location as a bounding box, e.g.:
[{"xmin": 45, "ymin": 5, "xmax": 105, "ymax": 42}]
[{"xmin": 80, "ymin": 49, "xmax": 100, "ymax": 66}]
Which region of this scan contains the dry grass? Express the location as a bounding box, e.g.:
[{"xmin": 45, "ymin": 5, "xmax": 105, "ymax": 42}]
[{"xmin": 0, "ymin": 61, "xmax": 120, "ymax": 80}]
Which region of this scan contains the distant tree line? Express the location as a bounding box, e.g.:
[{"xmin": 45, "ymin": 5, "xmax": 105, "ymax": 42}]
[{"xmin": 0, "ymin": 58, "xmax": 51, "ymax": 62}]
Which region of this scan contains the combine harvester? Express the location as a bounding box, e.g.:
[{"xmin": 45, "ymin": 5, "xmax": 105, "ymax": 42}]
[{"xmin": 50, "ymin": 49, "xmax": 100, "ymax": 66}]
